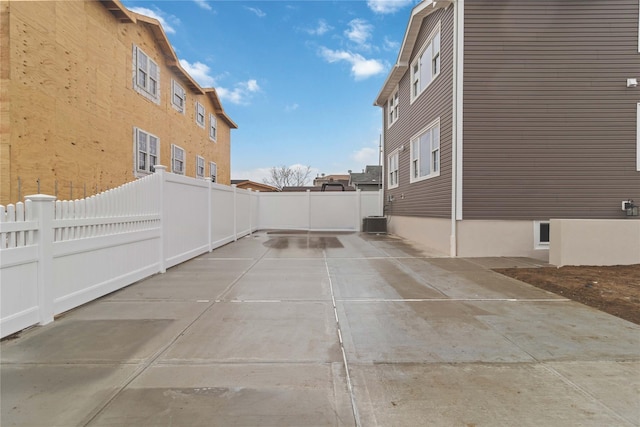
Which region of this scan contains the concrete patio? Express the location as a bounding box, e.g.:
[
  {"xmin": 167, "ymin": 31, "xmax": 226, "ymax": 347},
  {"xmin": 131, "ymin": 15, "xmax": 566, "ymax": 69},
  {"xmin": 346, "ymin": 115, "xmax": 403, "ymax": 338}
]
[{"xmin": 1, "ymin": 231, "xmax": 639, "ymax": 426}]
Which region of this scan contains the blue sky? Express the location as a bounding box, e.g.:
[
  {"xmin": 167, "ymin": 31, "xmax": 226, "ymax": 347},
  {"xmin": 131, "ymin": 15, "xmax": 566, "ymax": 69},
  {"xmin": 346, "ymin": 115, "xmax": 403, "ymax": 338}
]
[{"xmin": 122, "ymin": 0, "xmax": 415, "ymax": 183}]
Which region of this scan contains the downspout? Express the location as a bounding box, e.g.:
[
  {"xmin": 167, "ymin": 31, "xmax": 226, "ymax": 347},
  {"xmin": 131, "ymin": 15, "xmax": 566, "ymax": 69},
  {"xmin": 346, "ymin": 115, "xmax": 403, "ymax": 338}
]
[
  {"xmin": 450, "ymin": 0, "xmax": 463, "ymax": 257},
  {"xmin": 380, "ymin": 110, "xmax": 386, "ymax": 217}
]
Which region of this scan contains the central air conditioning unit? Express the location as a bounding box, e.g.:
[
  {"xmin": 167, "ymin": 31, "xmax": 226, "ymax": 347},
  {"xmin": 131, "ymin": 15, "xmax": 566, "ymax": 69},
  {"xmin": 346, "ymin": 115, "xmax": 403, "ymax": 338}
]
[{"xmin": 362, "ymin": 216, "xmax": 387, "ymax": 233}]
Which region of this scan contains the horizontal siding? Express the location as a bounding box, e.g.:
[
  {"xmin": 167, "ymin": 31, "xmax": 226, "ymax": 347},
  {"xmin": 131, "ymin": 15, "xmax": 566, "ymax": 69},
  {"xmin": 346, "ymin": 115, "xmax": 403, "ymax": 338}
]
[
  {"xmin": 384, "ymin": 7, "xmax": 454, "ymax": 219},
  {"xmin": 463, "ymin": 0, "xmax": 640, "ymax": 220}
]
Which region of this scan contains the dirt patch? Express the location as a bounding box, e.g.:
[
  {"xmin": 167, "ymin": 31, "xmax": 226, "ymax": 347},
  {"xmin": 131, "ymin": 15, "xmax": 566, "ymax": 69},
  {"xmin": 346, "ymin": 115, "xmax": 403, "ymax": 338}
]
[{"xmin": 494, "ymin": 265, "xmax": 640, "ymax": 325}]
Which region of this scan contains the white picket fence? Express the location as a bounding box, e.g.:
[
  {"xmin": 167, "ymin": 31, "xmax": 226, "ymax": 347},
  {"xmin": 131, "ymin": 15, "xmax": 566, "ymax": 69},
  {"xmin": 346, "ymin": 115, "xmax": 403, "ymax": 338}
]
[{"xmin": 0, "ymin": 166, "xmax": 382, "ymax": 338}]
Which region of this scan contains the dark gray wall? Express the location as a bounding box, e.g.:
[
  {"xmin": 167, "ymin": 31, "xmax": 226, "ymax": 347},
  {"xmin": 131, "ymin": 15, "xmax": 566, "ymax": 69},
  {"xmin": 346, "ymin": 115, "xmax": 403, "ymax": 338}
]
[
  {"xmin": 463, "ymin": 0, "xmax": 640, "ymax": 220},
  {"xmin": 384, "ymin": 6, "xmax": 454, "ymax": 219}
]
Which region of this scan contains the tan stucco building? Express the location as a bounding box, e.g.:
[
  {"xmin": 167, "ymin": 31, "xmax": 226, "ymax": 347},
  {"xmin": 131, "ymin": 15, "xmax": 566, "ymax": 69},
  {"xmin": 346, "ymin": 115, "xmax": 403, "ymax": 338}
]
[{"xmin": 0, "ymin": 0, "xmax": 237, "ymax": 205}]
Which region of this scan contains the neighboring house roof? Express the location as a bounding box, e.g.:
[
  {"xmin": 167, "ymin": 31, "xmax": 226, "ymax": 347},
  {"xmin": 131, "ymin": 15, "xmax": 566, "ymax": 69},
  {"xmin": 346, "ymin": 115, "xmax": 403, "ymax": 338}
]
[
  {"xmin": 231, "ymin": 180, "xmax": 279, "ymax": 192},
  {"xmin": 374, "ymin": 0, "xmax": 452, "ymax": 106},
  {"xmin": 282, "ymin": 185, "xmax": 355, "ymax": 192},
  {"xmin": 100, "ymin": 0, "xmax": 238, "ymax": 129},
  {"xmin": 313, "ymin": 174, "xmax": 351, "ymax": 186},
  {"xmin": 350, "ymin": 166, "xmax": 382, "ymax": 187}
]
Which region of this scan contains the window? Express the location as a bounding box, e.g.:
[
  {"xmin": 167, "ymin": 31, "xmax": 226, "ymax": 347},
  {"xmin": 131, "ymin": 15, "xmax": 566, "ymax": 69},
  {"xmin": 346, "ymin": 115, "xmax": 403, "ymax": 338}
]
[
  {"xmin": 133, "ymin": 45, "xmax": 159, "ymax": 103},
  {"xmin": 388, "ymin": 151, "xmax": 399, "ymax": 189},
  {"xmin": 195, "ymin": 102, "xmax": 205, "ymax": 128},
  {"xmin": 134, "ymin": 128, "xmax": 159, "ymax": 175},
  {"xmin": 209, "ymin": 114, "xmax": 217, "ymax": 142},
  {"xmin": 410, "ymin": 119, "xmax": 440, "ymax": 182},
  {"xmin": 534, "ymin": 221, "xmax": 550, "ymax": 249},
  {"xmin": 209, "ymin": 162, "xmax": 217, "ymax": 183},
  {"xmin": 196, "ymin": 155, "xmax": 205, "ymax": 178},
  {"xmin": 410, "ymin": 23, "xmax": 440, "ymax": 102},
  {"xmin": 637, "ymin": 103, "xmax": 640, "ymax": 171},
  {"xmin": 171, "ymin": 144, "xmax": 185, "ymax": 175},
  {"xmin": 171, "ymin": 79, "xmax": 186, "ymax": 113},
  {"xmin": 388, "ymin": 89, "xmax": 399, "ymax": 127}
]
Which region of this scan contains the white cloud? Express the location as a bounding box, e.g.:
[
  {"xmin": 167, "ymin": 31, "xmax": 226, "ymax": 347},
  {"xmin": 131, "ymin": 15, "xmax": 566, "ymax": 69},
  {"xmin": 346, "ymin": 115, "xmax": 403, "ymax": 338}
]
[
  {"xmin": 217, "ymin": 79, "xmax": 261, "ymax": 105},
  {"xmin": 128, "ymin": 7, "xmax": 177, "ymax": 34},
  {"xmin": 353, "ymin": 147, "xmax": 379, "ymax": 165},
  {"xmin": 345, "ymin": 19, "xmax": 373, "ymax": 47},
  {"xmin": 305, "ymin": 19, "xmax": 333, "ymax": 36},
  {"xmin": 231, "ymin": 167, "xmax": 273, "ymax": 183},
  {"xmin": 193, "ymin": 0, "xmax": 212, "ymax": 11},
  {"xmin": 179, "ymin": 59, "xmax": 216, "ymax": 87},
  {"xmin": 319, "ymin": 47, "xmax": 385, "ymax": 80},
  {"xmin": 383, "ymin": 36, "xmax": 400, "ymax": 51},
  {"xmin": 244, "ymin": 6, "xmax": 266, "ymax": 17},
  {"xmin": 367, "ymin": 0, "xmax": 413, "ymax": 14},
  {"xmin": 285, "ymin": 103, "xmax": 299, "ymax": 112}
]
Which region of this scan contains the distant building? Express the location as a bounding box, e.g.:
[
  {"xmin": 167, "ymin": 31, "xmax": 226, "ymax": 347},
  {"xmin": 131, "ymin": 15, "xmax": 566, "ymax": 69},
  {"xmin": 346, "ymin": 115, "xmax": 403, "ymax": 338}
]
[
  {"xmin": 313, "ymin": 174, "xmax": 351, "ymax": 188},
  {"xmin": 0, "ymin": 0, "xmax": 237, "ymax": 205},
  {"xmin": 231, "ymin": 180, "xmax": 279, "ymax": 192},
  {"xmin": 349, "ymin": 166, "xmax": 382, "ymax": 191}
]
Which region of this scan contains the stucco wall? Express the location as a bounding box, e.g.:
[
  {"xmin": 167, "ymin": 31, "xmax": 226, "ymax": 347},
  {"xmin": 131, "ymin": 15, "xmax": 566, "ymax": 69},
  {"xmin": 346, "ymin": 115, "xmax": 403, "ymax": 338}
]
[{"xmin": 550, "ymin": 219, "xmax": 640, "ymax": 266}]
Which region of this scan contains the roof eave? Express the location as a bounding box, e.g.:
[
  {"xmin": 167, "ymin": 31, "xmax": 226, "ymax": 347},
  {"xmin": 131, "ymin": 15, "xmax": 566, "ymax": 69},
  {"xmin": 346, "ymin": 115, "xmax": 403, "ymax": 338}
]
[
  {"xmin": 374, "ymin": 0, "xmax": 452, "ymax": 106},
  {"xmin": 99, "ymin": 0, "xmax": 136, "ymax": 23},
  {"xmin": 204, "ymin": 88, "xmax": 238, "ymax": 129}
]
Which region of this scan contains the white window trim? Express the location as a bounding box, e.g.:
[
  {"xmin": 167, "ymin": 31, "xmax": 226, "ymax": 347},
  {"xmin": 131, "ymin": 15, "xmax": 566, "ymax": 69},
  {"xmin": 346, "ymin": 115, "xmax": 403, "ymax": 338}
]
[
  {"xmin": 209, "ymin": 113, "xmax": 217, "ymax": 142},
  {"xmin": 410, "ymin": 22, "xmax": 441, "ymax": 104},
  {"xmin": 637, "ymin": 103, "xmax": 640, "ymax": 171},
  {"xmin": 409, "ymin": 118, "xmax": 441, "ymax": 183},
  {"xmin": 171, "ymin": 144, "xmax": 186, "ymax": 175},
  {"xmin": 133, "ymin": 127, "xmax": 159, "ymax": 177},
  {"xmin": 209, "ymin": 161, "xmax": 217, "ymax": 183},
  {"xmin": 132, "ymin": 45, "xmax": 160, "ymax": 104},
  {"xmin": 534, "ymin": 221, "xmax": 550, "ymax": 250},
  {"xmin": 195, "ymin": 102, "xmax": 205, "ymax": 128},
  {"xmin": 387, "ymin": 150, "xmax": 399, "ymax": 189},
  {"xmin": 171, "ymin": 79, "xmax": 186, "ymax": 114},
  {"xmin": 387, "ymin": 88, "xmax": 399, "ymax": 128},
  {"xmin": 196, "ymin": 155, "xmax": 205, "ymax": 179}
]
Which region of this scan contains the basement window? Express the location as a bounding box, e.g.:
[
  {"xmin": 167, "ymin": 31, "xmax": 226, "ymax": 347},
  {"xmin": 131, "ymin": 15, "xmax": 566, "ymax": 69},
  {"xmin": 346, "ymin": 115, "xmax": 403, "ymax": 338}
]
[{"xmin": 534, "ymin": 221, "xmax": 550, "ymax": 249}]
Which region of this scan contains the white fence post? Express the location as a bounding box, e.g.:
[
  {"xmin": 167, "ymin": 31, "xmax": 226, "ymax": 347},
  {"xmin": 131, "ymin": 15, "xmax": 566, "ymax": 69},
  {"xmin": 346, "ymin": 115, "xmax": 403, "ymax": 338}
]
[
  {"xmin": 232, "ymin": 184, "xmax": 238, "ymax": 241},
  {"xmin": 25, "ymin": 194, "xmax": 56, "ymax": 325},
  {"xmin": 154, "ymin": 165, "xmax": 167, "ymax": 273},
  {"xmin": 206, "ymin": 177, "xmax": 213, "ymax": 252},
  {"xmin": 247, "ymin": 188, "xmax": 252, "ymax": 236},
  {"xmin": 356, "ymin": 189, "xmax": 362, "ymax": 231},
  {"xmin": 306, "ymin": 189, "xmax": 311, "ymax": 231}
]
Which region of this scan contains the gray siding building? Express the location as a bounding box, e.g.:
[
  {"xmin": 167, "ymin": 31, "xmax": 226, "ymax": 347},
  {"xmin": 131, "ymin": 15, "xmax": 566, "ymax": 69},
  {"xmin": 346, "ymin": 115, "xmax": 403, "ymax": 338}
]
[{"xmin": 375, "ymin": 0, "xmax": 640, "ymax": 259}]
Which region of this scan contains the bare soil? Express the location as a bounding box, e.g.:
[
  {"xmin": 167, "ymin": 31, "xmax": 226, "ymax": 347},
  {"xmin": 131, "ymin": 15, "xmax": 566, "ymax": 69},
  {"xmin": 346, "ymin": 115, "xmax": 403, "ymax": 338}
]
[{"xmin": 494, "ymin": 264, "xmax": 640, "ymax": 325}]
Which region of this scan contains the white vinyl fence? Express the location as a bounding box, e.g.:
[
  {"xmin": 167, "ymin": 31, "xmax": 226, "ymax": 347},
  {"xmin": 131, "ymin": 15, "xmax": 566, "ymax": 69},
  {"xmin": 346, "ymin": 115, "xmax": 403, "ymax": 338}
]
[{"xmin": 1, "ymin": 166, "xmax": 381, "ymax": 338}]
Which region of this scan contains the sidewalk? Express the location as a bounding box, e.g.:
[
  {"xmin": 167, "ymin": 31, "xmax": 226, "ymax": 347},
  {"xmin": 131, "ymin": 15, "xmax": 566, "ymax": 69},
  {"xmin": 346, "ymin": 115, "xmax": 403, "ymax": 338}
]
[{"xmin": 2, "ymin": 231, "xmax": 639, "ymax": 426}]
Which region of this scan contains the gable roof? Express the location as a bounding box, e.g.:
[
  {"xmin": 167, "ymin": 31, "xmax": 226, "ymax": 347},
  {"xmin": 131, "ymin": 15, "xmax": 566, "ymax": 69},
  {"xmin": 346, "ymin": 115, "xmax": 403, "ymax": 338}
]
[
  {"xmin": 350, "ymin": 165, "xmax": 382, "ymax": 186},
  {"xmin": 374, "ymin": 0, "xmax": 452, "ymax": 107},
  {"xmin": 99, "ymin": 0, "xmax": 238, "ymax": 129},
  {"xmin": 231, "ymin": 180, "xmax": 280, "ymax": 192}
]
